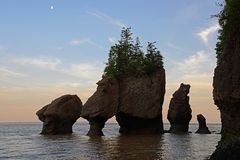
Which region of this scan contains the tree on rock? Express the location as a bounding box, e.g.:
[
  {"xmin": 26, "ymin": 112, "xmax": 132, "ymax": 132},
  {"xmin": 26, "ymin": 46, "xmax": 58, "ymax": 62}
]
[
  {"xmin": 104, "ymin": 27, "xmax": 164, "ymax": 76},
  {"xmin": 145, "ymin": 42, "xmax": 163, "ymax": 73}
]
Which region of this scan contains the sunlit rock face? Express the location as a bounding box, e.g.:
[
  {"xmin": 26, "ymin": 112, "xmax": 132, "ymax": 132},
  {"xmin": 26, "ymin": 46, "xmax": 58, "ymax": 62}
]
[
  {"xmin": 211, "ymin": 26, "xmax": 240, "ymax": 160},
  {"xmin": 81, "ymin": 77, "xmax": 119, "ymax": 136},
  {"xmin": 36, "ymin": 95, "xmax": 82, "ymax": 135},
  {"xmin": 167, "ymin": 83, "xmax": 192, "ymax": 133},
  {"xmin": 195, "ymin": 114, "xmax": 211, "ymax": 134},
  {"xmin": 82, "ymin": 69, "xmax": 165, "ymax": 136}
]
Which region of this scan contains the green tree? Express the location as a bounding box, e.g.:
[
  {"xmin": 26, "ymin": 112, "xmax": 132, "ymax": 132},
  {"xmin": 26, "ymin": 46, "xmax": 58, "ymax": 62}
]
[
  {"xmin": 144, "ymin": 42, "xmax": 163, "ymax": 73},
  {"xmin": 215, "ymin": 0, "xmax": 240, "ymax": 65},
  {"xmin": 128, "ymin": 37, "xmax": 145, "ymax": 74},
  {"xmin": 103, "ymin": 28, "xmax": 164, "ymax": 76}
]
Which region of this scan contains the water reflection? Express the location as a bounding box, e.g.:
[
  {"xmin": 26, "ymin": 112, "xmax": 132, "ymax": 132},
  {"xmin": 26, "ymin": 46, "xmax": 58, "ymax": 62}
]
[
  {"xmin": 88, "ymin": 135, "xmax": 164, "ymax": 160},
  {"xmin": 163, "ymin": 133, "xmax": 193, "ymax": 159},
  {"xmin": 0, "ymin": 123, "xmax": 221, "ymax": 160}
]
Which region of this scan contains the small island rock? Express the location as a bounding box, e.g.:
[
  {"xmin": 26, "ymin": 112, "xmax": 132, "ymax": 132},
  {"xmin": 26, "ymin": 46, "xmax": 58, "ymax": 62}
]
[
  {"xmin": 167, "ymin": 83, "xmax": 192, "ymax": 133},
  {"xmin": 195, "ymin": 114, "xmax": 211, "ymax": 134},
  {"xmin": 36, "ymin": 94, "xmax": 82, "ymax": 135}
]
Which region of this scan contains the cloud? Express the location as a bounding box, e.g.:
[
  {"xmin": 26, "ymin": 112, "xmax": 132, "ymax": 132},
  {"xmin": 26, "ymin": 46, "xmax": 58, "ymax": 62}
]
[
  {"xmin": 69, "ymin": 38, "xmax": 103, "ymax": 49},
  {"xmin": 62, "ymin": 63, "xmax": 103, "ymax": 80},
  {"xmin": 53, "ymin": 46, "xmax": 64, "ymax": 50},
  {"xmin": 88, "ymin": 10, "xmax": 127, "ymax": 28},
  {"xmin": 108, "ymin": 37, "xmax": 117, "ymax": 44},
  {"xmin": 174, "ymin": 50, "xmax": 210, "ymax": 73},
  {"xmin": 70, "ymin": 38, "xmax": 92, "ymax": 46},
  {"xmin": 176, "ymin": 51, "xmax": 209, "ymax": 71},
  {"xmin": 13, "ymin": 57, "xmax": 61, "ymax": 70},
  {"xmin": 167, "ymin": 50, "xmax": 216, "ymax": 86},
  {"xmin": 0, "ymin": 67, "xmax": 25, "ymax": 78},
  {"xmin": 197, "ymin": 23, "xmax": 220, "ymax": 45}
]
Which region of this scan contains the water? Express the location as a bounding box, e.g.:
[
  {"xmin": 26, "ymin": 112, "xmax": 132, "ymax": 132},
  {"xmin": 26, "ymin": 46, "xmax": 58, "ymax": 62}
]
[{"xmin": 0, "ymin": 123, "xmax": 220, "ymax": 160}]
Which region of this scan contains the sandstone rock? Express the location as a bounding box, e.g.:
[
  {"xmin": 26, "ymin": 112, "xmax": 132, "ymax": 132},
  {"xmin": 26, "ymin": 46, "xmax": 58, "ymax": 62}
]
[
  {"xmin": 195, "ymin": 114, "xmax": 211, "ymax": 134},
  {"xmin": 81, "ymin": 76, "xmax": 119, "ymax": 136},
  {"xmin": 82, "ymin": 69, "xmax": 165, "ymax": 136},
  {"xmin": 116, "ymin": 69, "xmax": 165, "ymax": 134},
  {"xmin": 167, "ymin": 83, "xmax": 192, "ymax": 133},
  {"xmin": 36, "ymin": 95, "xmax": 82, "ymax": 135}
]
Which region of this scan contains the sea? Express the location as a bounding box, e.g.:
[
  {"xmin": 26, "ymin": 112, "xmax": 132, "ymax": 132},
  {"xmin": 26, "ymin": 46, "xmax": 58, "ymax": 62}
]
[{"xmin": 0, "ymin": 123, "xmax": 221, "ymax": 160}]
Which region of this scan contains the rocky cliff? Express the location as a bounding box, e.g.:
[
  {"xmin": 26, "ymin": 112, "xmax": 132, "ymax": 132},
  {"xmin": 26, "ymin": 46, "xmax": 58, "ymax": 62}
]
[
  {"xmin": 211, "ymin": 30, "xmax": 240, "ymax": 159},
  {"xmin": 211, "ymin": 1, "xmax": 240, "ymax": 158},
  {"xmin": 81, "ymin": 69, "xmax": 165, "ymax": 136}
]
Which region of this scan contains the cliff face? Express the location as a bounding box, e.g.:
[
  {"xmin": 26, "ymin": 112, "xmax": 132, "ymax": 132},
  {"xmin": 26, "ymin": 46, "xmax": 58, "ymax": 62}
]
[
  {"xmin": 116, "ymin": 69, "xmax": 165, "ymax": 134},
  {"xmin": 36, "ymin": 95, "xmax": 82, "ymax": 135},
  {"xmin": 81, "ymin": 69, "xmax": 165, "ymax": 136},
  {"xmin": 211, "ymin": 24, "xmax": 240, "ymax": 159},
  {"xmin": 167, "ymin": 83, "xmax": 192, "ymax": 133}
]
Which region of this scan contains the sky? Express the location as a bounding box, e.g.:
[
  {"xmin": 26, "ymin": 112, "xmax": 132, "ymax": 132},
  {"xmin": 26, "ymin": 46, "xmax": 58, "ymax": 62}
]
[{"xmin": 0, "ymin": 0, "xmax": 224, "ymax": 123}]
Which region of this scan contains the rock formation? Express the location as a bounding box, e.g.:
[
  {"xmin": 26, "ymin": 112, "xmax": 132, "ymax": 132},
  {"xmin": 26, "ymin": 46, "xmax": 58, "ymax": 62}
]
[
  {"xmin": 167, "ymin": 83, "xmax": 192, "ymax": 133},
  {"xmin": 210, "ymin": 2, "xmax": 240, "ymax": 158},
  {"xmin": 116, "ymin": 69, "xmax": 165, "ymax": 134},
  {"xmin": 195, "ymin": 114, "xmax": 211, "ymax": 134},
  {"xmin": 81, "ymin": 77, "xmax": 119, "ymax": 136},
  {"xmin": 81, "ymin": 69, "xmax": 165, "ymax": 136},
  {"xmin": 36, "ymin": 95, "xmax": 82, "ymax": 135}
]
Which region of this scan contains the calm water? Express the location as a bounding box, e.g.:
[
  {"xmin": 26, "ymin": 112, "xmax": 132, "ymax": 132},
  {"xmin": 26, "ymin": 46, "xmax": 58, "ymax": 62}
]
[{"xmin": 0, "ymin": 123, "xmax": 220, "ymax": 160}]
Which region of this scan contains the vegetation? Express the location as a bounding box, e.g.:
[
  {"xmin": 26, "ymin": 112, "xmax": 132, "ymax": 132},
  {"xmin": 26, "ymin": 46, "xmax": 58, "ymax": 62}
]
[
  {"xmin": 104, "ymin": 27, "xmax": 163, "ymax": 76},
  {"xmin": 214, "ymin": 0, "xmax": 240, "ymax": 65}
]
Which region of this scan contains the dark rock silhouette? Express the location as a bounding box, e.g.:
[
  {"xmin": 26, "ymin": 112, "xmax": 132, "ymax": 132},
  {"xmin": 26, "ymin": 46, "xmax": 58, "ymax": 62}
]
[
  {"xmin": 81, "ymin": 77, "xmax": 119, "ymax": 136},
  {"xmin": 36, "ymin": 95, "xmax": 82, "ymax": 135},
  {"xmin": 167, "ymin": 83, "xmax": 192, "ymax": 133},
  {"xmin": 210, "ymin": 20, "xmax": 240, "ymax": 160},
  {"xmin": 195, "ymin": 114, "xmax": 211, "ymax": 134},
  {"xmin": 82, "ymin": 69, "xmax": 165, "ymax": 136}
]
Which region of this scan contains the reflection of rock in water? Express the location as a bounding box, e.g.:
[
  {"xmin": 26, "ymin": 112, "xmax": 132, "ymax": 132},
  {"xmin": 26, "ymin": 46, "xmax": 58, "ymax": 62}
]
[{"xmin": 87, "ymin": 135, "xmax": 164, "ymax": 160}]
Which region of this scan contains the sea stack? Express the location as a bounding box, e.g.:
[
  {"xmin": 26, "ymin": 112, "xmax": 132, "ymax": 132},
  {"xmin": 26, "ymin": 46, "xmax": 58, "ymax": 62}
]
[
  {"xmin": 82, "ymin": 27, "xmax": 166, "ymax": 136},
  {"xmin": 210, "ymin": 0, "xmax": 240, "ymax": 159},
  {"xmin": 36, "ymin": 95, "xmax": 82, "ymax": 135},
  {"xmin": 81, "ymin": 77, "xmax": 119, "ymax": 136},
  {"xmin": 195, "ymin": 114, "xmax": 211, "ymax": 134},
  {"xmin": 82, "ymin": 69, "xmax": 165, "ymax": 136},
  {"xmin": 167, "ymin": 83, "xmax": 192, "ymax": 133},
  {"xmin": 116, "ymin": 69, "xmax": 165, "ymax": 134}
]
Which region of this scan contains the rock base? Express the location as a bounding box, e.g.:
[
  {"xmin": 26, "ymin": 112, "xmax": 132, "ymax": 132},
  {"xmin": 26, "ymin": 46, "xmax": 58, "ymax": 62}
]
[
  {"xmin": 116, "ymin": 112, "xmax": 164, "ymax": 134},
  {"xmin": 87, "ymin": 117, "xmax": 107, "ymax": 136},
  {"xmin": 169, "ymin": 123, "xmax": 189, "ymax": 133}
]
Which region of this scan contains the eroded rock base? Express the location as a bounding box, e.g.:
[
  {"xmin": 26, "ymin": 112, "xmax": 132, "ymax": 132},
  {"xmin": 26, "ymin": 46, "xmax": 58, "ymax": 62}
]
[
  {"xmin": 169, "ymin": 124, "xmax": 189, "ymax": 133},
  {"xmin": 116, "ymin": 112, "xmax": 164, "ymax": 135},
  {"xmin": 87, "ymin": 117, "xmax": 107, "ymax": 136},
  {"xmin": 41, "ymin": 119, "xmax": 74, "ymax": 135}
]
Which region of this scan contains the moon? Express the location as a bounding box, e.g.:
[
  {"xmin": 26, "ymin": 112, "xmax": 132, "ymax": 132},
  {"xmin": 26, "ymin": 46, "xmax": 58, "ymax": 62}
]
[{"xmin": 50, "ymin": 6, "xmax": 54, "ymax": 10}]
